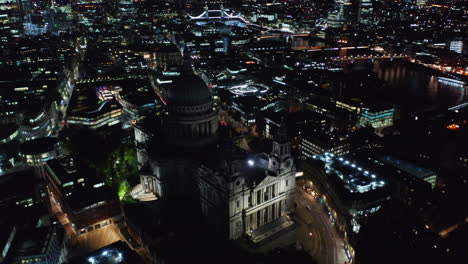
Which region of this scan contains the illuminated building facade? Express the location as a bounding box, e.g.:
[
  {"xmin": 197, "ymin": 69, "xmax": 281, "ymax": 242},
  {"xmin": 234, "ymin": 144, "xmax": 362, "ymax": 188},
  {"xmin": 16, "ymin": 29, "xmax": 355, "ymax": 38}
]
[
  {"xmin": 327, "ymin": 0, "xmax": 350, "ymax": 29},
  {"xmin": 416, "ymin": 0, "xmax": 427, "ymax": 6},
  {"xmin": 20, "ymin": 137, "xmax": 61, "ymax": 167},
  {"xmin": 358, "ymin": 0, "xmax": 374, "ymax": 25},
  {"xmin": 299, "ymin": 132, "xmax": 350, "ymax": 159},
  {"xmin": 0, "ymin": 0, "xmax": 23, "ymax": 37},
  {"xmin": 264, "ymin": 118, "xmax": 280, "ymax": 139},
  {"xmin": 358, "ymin": 106, "xmax": 395, "ymax": 129},
  {"xmin": 336, "ymin": 100, "xmax": 362, "ymax": 114},
  {"xmin": 66, "ymin": 186, "xmax": 122, "ymax": 236},
  {"xmin": 66, "ymin": 99, "xmax": 123, "ymax": 129},
  {"xmin": 198, "ymin": 122, "xmax": 296, "ymax": 240},
  {"xmin": 335, "ymin": 99, "xmax": 395, "ymax": 129},
  {"xmin": 449, "ymin": 40, "xmax": 464, "ymax": 54},
  {"xmin": 20, "ymin": 104, "xmax": 59, "ymax": 141},
  {"xmin": 0, "ymin": 125, "xmax": 21, "ymax": 176}
]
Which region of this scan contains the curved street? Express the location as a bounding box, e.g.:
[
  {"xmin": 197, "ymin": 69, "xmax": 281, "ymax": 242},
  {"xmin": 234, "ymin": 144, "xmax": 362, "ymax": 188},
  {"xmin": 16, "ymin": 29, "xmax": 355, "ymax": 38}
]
[{"xmin": 294, "ymin": 183, "xmax": 349, "ymax": 264}]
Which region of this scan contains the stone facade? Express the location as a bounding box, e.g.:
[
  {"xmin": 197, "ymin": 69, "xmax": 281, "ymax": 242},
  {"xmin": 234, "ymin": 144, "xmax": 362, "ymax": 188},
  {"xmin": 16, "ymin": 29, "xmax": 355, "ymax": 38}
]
[
  {"xmin": 198, "ymin": 123, "xmax": 296, "ymax": 240},
  {"xmin": 134, "ymin": 72, "xmax": 296, "ymax": 240}
]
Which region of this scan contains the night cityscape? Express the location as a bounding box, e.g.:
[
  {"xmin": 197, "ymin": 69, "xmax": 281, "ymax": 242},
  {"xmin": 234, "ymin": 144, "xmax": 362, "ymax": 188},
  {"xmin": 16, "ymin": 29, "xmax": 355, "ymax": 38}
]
[{"xmin": 0, "ymin": 0, "xmax": 467, "ymax": 264}]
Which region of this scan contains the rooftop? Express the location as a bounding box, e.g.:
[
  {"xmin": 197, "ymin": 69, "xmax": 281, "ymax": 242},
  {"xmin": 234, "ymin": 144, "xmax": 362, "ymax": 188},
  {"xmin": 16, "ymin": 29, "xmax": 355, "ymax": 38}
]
[
  {"xmin": 66, "ymin": 186, "xmax": 118, "ymax": 213},
  {"xmin": 68, "ymin": 241, "xmax": 144, "ymax": 264},
  {"xmin": 376, "ymin": 155, "xmax": 437, "ymax": 181},
  {"xmin": 0, "ymin": 169, "xmax": 41, "ymax": 205},
  {"xmin": 301, "ymin": 130, "xmax": 349, "ymax": 148},
  {"xmin": 166, "ymin": 73, "xmax": 212, "ymax": 106},
  {"xmin": 9, "ymin": 226, "xmax": 62, "ymax": 259},
  {"xmin": 315, "ymin": 153, "xmax": 387, "ymax": 194},
  {"xmin": 20, "ymin": 137, "xmax": 58, "ymax": 156},
  {"xmin": 242, "ymin": 153, "xmax": 270, "ymax": 187}
]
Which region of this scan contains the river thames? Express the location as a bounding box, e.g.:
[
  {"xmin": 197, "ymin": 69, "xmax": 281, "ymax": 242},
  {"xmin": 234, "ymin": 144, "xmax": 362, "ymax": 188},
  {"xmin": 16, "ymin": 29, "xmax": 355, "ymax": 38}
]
[{"xmin": 340, "ymin": 60, "xmax": 467, "ymax": 112}]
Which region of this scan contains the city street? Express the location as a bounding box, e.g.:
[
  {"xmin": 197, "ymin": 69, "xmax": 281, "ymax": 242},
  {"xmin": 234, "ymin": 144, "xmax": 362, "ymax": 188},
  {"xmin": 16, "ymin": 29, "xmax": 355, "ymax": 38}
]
[{"xmin": 294, "ymin": 183, "xmax": 349, "ymax": 264}]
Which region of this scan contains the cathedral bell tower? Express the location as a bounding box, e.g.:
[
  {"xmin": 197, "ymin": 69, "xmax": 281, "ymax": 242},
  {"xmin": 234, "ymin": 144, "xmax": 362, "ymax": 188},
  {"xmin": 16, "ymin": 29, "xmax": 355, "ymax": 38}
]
[{"xmin": 267, "ymin": 119, "xmax": 294, "ymax": 176}]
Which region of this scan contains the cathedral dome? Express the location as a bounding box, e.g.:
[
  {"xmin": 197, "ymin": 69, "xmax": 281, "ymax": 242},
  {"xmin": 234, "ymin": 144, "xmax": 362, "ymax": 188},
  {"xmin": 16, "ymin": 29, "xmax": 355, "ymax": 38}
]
[
  {"xmin": 166, "ymin": 74, "xmax": 212, "ymax": 106},
  {"xmin": 162, "ymin": 72, "xmax": 218, "ymax": 148}
]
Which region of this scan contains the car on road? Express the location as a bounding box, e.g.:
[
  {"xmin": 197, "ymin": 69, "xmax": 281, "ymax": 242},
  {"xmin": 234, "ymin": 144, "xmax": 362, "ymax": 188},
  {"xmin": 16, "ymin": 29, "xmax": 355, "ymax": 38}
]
[{"xmin": 305, "ymin": 205, "xmax": 311, "ymax": 211}]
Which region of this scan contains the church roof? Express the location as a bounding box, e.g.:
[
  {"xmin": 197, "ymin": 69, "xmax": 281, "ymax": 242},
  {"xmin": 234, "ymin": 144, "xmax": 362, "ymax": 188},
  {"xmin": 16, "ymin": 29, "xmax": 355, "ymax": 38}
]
[{"xmin": 166, "ymin": 74, "xmax": 212, "ymax": 106}]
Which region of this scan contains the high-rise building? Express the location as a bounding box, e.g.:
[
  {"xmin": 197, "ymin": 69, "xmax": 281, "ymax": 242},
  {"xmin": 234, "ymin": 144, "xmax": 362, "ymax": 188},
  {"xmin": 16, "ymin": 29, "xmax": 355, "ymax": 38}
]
[
  {"xmin": 327, "ymin": 0, "xmax": 354, "ymax": 29},
  {"xmin": 358, "ymin": 0, "xmax": 373, "ymax": 25},
  {"xmin": 449, "ymin": 40, "xmax": 464, "ymax": 54},
  {"xmin": 0, "ymin": 0, "xmax": 25, "ymax": 36}
]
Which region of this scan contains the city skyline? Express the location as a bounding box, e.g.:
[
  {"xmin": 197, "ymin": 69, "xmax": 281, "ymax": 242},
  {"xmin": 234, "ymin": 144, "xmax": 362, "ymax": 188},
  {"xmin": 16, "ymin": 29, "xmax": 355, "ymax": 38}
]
[{"xmin": 0, "ymin": 1, "xmax": 467, "ymax": 264}]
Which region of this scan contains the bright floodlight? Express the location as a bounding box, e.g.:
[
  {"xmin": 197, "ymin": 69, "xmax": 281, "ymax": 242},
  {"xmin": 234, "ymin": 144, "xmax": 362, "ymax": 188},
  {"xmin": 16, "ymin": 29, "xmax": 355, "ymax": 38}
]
[
  {"xmin": 247, "ymin": 159, "xmax": 254, "ymax": 166},
  {"xmin": 88, "ymin": 257, "xmax": 95, "ymax": 263},
  {"xmin": 102, "ymin": 250, "xmax": 108, "ymax": 256}
]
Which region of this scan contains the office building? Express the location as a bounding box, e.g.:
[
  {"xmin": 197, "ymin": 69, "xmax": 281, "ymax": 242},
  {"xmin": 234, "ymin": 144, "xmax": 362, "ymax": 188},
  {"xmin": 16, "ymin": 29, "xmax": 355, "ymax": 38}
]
[
  {"xmin": 299, "ymin": 131, "xmax": 350, "ymax": 159},
  {"xmin": 358, "ymin": 106, "xmax": 395, "ymax": 129},
  {"xmin": 0, "ymin": 125, "xmax": 21, "ymax": 176},
  {"xmin": 6, "ymin": 225, "xmax": 67, "ymax": 264}
]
